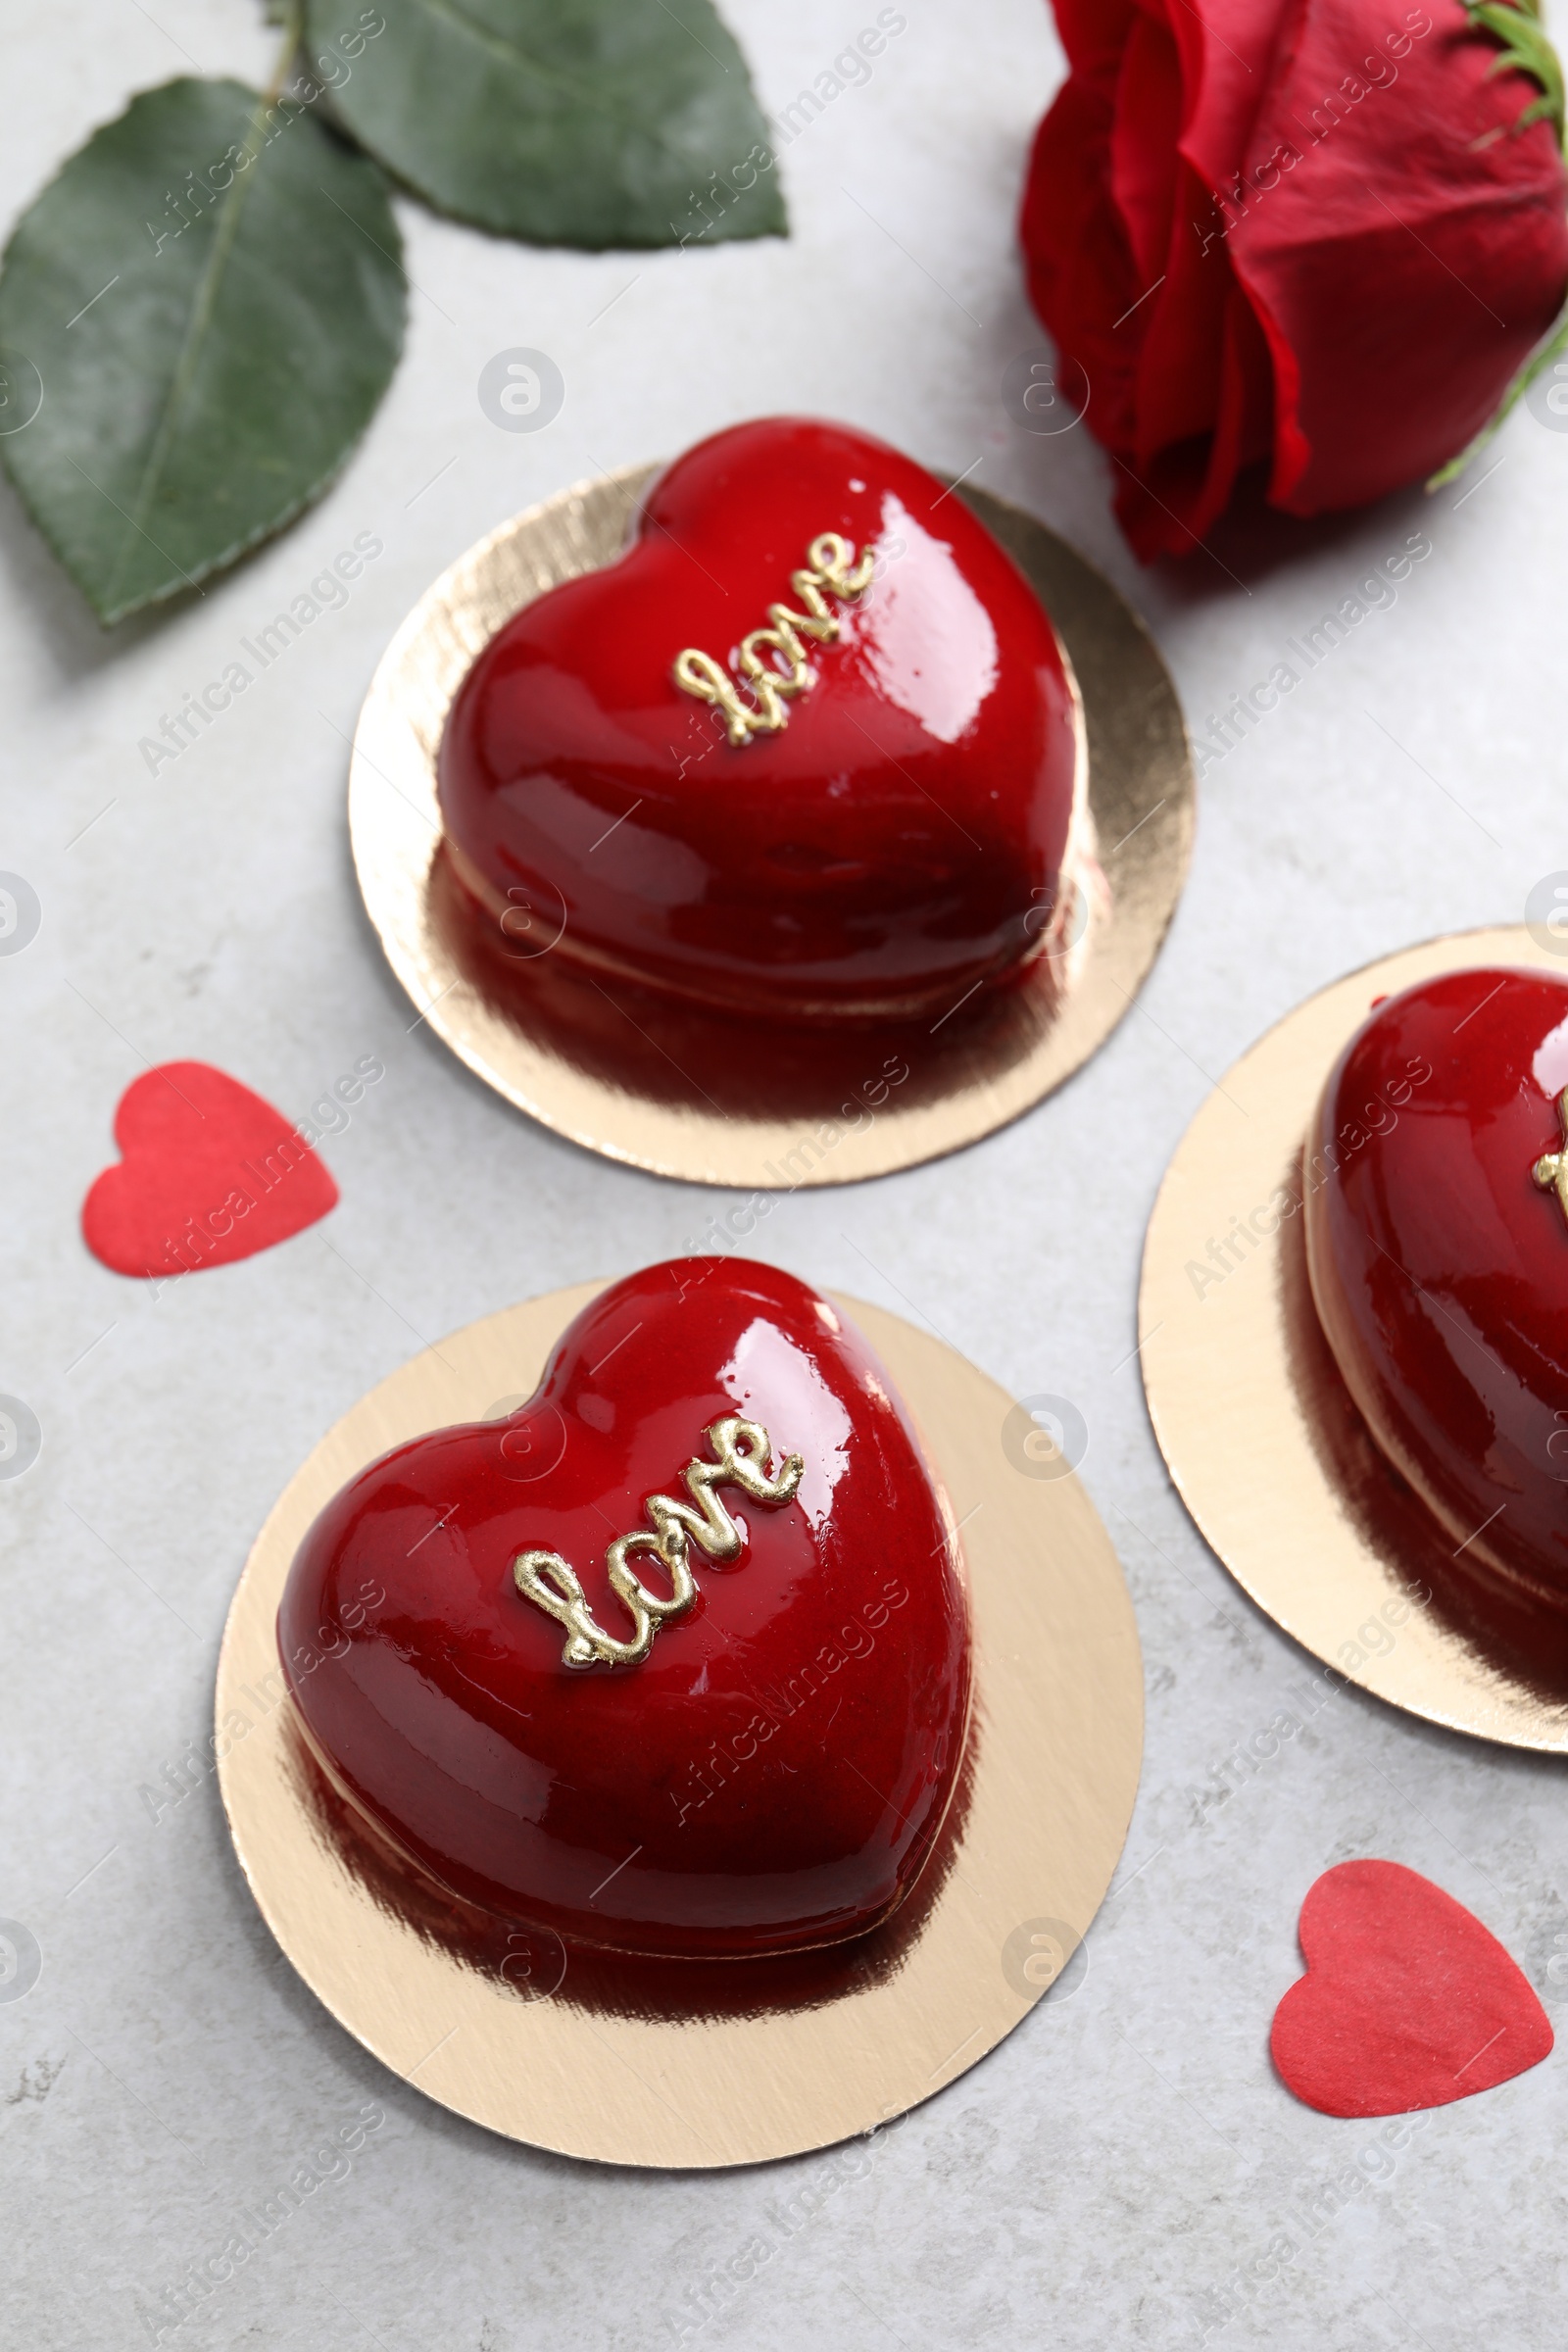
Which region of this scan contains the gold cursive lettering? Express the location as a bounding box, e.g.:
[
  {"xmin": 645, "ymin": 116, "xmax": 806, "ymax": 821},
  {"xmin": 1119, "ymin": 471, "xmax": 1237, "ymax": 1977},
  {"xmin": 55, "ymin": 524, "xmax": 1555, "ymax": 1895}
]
[
  {"xmin": 1533, "ymin": 1088, "xmax": 1568, "ymax": 1227},
  {"xmin": 672, "ymin": 532, "xmax": 876, "ymax": 747},
  {"xmin": 513, "ymin": 1417, "xmax": 805, "ymax": 1669}
]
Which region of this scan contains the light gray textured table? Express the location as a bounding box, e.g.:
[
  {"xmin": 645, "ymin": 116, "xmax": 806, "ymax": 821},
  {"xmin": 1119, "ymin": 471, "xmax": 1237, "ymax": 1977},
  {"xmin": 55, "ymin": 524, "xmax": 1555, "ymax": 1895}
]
[{"xmin": 3, "ymin": 3, "xmax": 1565, "ymax": 2346}]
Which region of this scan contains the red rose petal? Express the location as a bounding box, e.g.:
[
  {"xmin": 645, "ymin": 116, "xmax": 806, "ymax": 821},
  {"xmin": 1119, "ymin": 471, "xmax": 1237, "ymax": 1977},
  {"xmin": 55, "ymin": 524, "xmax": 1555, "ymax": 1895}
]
[
  {"xmin": 1021, "ymin": 83, "xmax": 1143, "ymax": 457},
  {"xmin": 1133, "ymin": 157, "xmax": 1239, "ymax": 457},
  {"xmin": 1110, "ymin": 6, "xmax": 1183, "ymax": 287},
  {"xmin": 82, "ymin": 1062, "xmax": 337, "ymax": 1280},
  {"xmin": 1024, "ymin": 0, "xmax": 1568, "ymax": 551},
  {"xmin": 1053, "ymin": 0, "xmax": 1141, "ymax": 82},
  {"xmin": 1177, "ymin": 0, "xmax": 1294, "ymax": 191},
  {"xmin": 1271, "ymin": 1861, "xmax": 1552, "ymax": 2120},
  {"xmin": 1199, "ymin": 277, "xmax": 1276, "ymax": 515},
  {"xmin": 1229, "ymin": 0, "xmax": 1568, "ymax": 512}
]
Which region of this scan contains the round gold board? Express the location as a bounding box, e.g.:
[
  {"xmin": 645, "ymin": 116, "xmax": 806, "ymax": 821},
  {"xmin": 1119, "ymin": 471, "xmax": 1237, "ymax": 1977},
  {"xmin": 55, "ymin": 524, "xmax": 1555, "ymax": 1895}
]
[
  {"xmin": 1140, "ymin": 924, "xmax": 1568, "ymax": 1752},
  {"xmin": 348, "ymin": 465, "xmax": 1193, "ymax": 1187},
  {"xmin": 217, "ymin": 1283, "xmax": 1144, "ymax": 2167}
]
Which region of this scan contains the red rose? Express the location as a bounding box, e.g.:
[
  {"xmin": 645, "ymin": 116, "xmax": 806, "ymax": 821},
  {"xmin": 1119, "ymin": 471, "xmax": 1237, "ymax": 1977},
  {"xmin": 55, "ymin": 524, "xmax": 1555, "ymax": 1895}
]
[{"xmin": 1020, "ymin": 0, "xmax": 1568, "ymax": 559}]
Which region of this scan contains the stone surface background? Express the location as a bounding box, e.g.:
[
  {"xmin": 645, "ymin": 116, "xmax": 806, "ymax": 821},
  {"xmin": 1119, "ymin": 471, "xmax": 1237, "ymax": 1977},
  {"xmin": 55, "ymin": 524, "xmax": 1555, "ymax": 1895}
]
[{"xmin": 2, "ymin": 2, "xmax": 1565, "ymax": 2346}]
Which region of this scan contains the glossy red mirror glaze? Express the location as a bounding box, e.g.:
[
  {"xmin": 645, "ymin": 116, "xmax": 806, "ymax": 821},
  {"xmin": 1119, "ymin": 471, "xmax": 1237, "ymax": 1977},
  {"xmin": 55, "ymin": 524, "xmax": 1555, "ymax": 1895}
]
[
  {"xmin": 437, "ymin": 416, "xmax": 1080, "ymax": 1021},
  {"xmin": 1304, "ymin": 968, "xmax": 1568, "ymax": 1610},
  {"xmin": 278, "ymin": 1259, "xmax": 971, "ymax": 1957}
]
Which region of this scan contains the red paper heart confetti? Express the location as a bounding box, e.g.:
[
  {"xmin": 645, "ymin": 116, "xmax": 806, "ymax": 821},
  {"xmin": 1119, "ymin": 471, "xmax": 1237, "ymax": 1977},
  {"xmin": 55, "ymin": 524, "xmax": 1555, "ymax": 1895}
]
[
  {"xmin": 82, "ymin": 1062, "xmax": 337, "ymax": 1280},
  {"xmin": 1271, "ymin": 1860, "xmax": 1552, "ymax": 2118}
]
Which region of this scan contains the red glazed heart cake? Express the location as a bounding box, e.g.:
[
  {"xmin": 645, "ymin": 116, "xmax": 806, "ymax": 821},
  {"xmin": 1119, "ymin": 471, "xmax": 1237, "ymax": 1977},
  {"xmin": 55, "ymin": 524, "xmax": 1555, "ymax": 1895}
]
[
  {"xmin": 278, "ymin": 1258, "xmax": 972, "ymax": 1958},
  {"xmin": 437, "ymin": 416, "xmax": 1084, "ymax": 1022},
  {"xmin": 1304, "ymin": 968, "xmax": 1568, "ymax": 1611}
]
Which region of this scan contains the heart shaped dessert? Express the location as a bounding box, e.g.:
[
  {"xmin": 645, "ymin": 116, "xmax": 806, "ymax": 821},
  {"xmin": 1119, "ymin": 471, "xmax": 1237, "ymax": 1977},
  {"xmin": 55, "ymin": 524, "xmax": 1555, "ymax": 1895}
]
[
  {"xmin": 1271, "ymin": 1860, "xmax": 1552, "ymax": 2118},
  {"xmin": 437, "ymin": 416, "xmax": 1083, "ymax": 1022},
  {"xmin": 1304, "ymin": 967, "xmax": 1568, "ymax": 1609},
  {"xmin": 278, "ymin": 1258, "xmax": 971, "ymax": 1958}
]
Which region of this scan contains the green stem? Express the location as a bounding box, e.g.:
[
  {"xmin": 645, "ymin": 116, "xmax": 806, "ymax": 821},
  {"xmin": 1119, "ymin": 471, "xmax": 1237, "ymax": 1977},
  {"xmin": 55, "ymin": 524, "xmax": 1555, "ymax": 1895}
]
[{"xmin": 267, "ymin": 2, "xmax": 307, "ymax": 107}]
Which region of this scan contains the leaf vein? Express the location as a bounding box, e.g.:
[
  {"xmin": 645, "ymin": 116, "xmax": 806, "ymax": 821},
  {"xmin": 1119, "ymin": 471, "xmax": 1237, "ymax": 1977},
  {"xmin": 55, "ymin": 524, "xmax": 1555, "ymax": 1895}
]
[
  {"xmin": 403, "ymin": 0, "xmax": 723, "ymax": 155},
  {"xmin": 103, "ymin": 90, "xmax": 277, "ymax": 609}
]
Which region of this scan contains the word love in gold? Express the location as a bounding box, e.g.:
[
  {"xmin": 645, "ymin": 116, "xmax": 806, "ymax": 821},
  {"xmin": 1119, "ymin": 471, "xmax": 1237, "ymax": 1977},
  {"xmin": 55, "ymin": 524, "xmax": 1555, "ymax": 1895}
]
[
  {"xmin": 513, "ymin": 1417, "xmax": 805, "ymax": 1670},
  {"xmin": 1533, "ymin": 1088, "xmax": 1568, "ymax": 1227},
  {"xmin": 672, "ymin": 532, "xmax": 876, "ymax": 747}
]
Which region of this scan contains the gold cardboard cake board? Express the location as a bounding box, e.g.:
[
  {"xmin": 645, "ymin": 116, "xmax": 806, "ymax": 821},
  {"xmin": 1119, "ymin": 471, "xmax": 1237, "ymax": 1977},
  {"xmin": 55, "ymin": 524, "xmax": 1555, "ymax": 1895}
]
[
  {"xmin": 217, "ymin": 1284, "xmax": 1145, "ymax": 2167},
  {"xmin": 348, "ymin": 466, "xmax": 1193, "ymax": 1187},
  {"xmin": 1140, "ymin": 925, "xmax": 1568, "ymax": 1752}
]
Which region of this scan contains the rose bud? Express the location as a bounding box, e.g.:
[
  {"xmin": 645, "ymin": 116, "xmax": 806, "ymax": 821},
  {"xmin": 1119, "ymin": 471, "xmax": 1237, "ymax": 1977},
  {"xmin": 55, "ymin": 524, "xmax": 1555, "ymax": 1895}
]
[{"xmin": 1019, "ymin": 0, "xmax": 1568, "ymax": 560}]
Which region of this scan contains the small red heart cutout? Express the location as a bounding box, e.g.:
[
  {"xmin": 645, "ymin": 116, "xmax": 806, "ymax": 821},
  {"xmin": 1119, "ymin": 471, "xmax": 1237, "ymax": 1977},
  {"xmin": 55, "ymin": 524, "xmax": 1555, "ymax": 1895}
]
[
  {"xmin": 1271, "ymin": 1860, "xmax": 1552, "ymax": 2117},
  {"xmin": 279, "ymin": 1258, "xmax": 971, "ymax": 1959},
  {"xmin": 82, "ymin": 1062, "xmax": 337, "ymax": 1279}
]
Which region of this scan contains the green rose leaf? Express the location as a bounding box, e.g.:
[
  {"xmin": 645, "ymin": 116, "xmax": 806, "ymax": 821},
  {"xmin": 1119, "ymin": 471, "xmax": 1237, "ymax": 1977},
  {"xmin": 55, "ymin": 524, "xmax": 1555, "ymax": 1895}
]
[
  {"xmin": 307, "ymin": 0, "xmax": 786, "ymax": 249},
  {"xmin": 0, "ymin": 76, "xmax": 406, "ymax": 625}
]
